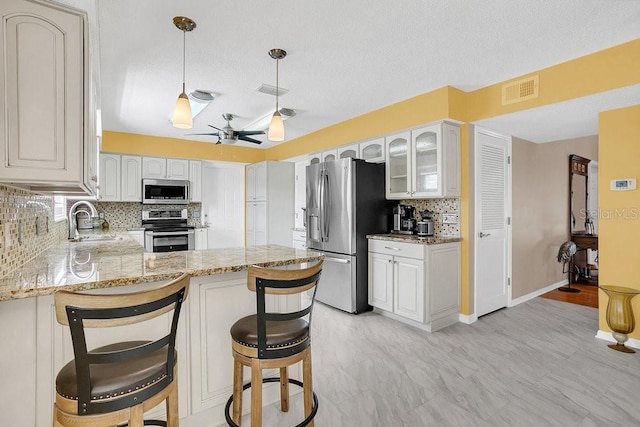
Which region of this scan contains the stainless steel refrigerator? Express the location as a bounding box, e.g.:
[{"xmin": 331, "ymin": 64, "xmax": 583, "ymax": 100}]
[{"xmin": 306, "ymin": 158, "xmax": 387, "ymax": 313}]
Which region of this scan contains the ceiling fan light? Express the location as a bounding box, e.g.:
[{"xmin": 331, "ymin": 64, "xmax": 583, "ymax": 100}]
[
  {"xmin": 268, "ymin": 111, "xmax": 284, "ymax": 141},
  {"xmin": 173, "ymin": 92, "xmax": 193, "ymax": 129}
]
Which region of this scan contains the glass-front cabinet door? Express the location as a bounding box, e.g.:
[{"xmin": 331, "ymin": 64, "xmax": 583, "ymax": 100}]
[
  {"xmin": 360, "ymin": 137, "xmax": 385, "ymax": 163},
  {"xmin": 385, "ymin": 131, "xmax": 411, "ymax": 199},
  {"xmin": 411, "ymin": 124, "xmax": 441, "ymax": 197}
]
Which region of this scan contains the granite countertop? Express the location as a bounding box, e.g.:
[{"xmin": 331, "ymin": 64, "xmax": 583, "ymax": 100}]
[
  {"xmin": 367, "ymin": 234, "xmax": 462, "ymax": 245},
  {"xmin": 0, "ymin": 233, "xmax": 323, "ymax": 301}
]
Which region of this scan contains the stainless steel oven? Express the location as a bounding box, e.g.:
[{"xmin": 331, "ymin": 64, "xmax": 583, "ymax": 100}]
[{"xmin": 142, "ymin": 208, "xmax": 194, "ymax": 252}]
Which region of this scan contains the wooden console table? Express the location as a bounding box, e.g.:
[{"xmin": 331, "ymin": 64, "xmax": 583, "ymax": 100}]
[{"xmin": 570, "ymin": 233, "xmax": 598, "ymax": 285}]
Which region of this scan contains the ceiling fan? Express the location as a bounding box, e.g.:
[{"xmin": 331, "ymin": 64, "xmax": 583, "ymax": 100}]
[{"xmin": 189, "ymin": 113, "xmax": 265, "ymax": 144}]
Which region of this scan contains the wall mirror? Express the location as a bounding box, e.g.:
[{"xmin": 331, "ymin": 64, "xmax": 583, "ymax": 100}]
[{"xmin": 569, "ymin": 154, "xmax": 590, "ymax": 234}]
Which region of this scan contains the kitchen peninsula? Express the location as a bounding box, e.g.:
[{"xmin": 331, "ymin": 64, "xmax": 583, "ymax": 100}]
[{"xmin": 0, "ymin": 235, "xmax": 323, "ymax": 426}]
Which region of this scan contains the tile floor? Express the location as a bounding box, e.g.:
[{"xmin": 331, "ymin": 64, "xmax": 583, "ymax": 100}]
[{"xmin": 225, "ymin": 298, "xmax": 640, "ymax": 426}]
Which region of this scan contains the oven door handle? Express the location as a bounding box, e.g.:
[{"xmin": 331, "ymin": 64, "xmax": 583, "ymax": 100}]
[{"xmin": 146, "ymin": 230, "xmax": 195, "ymax": 237}]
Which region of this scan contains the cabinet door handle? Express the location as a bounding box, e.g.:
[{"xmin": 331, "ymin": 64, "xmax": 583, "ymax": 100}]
[
  {"xmin": 388, "ymin": 259, "xmax": 393, "ymax": 263},
  {"xmin": 479, "ymin": 232, "xmax": 491, "ymax": 238},
  {"xmin": 384, "ymin": 246, "xmax": 401, "ymax": 251}
]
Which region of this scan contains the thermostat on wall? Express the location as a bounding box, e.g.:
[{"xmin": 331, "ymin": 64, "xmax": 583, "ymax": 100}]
[{"xmin": 610, "ymin": 178, "xmax": 636, "ymax": 191}]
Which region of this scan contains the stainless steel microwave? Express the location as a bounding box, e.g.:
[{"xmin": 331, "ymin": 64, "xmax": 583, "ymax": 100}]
[{"xmin": 142, "ymin": 179, "xmax": 190, "ymax": 204}]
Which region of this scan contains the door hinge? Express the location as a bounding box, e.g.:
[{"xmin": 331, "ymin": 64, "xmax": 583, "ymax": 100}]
[
  {"xmin": 507, "ymin": 217, "xmax": 511, "ymax": 225},
  {"xmin": 507, "ymin": 278, "xmax": 511, "ymax": 287},
  {"xmin": 507, "ymin": 156, "xmax": 511, "ymax": 165}
]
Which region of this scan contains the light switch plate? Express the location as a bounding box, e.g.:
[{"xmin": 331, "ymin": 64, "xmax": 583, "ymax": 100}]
[{"xmin": 443, "ymin": 213, "xmax": 459, "ymax": 224}]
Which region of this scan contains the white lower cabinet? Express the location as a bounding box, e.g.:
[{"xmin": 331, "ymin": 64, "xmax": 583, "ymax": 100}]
[
  {"xmin": 368, "ymin": 239, "xmax": 460, "ymax": 331},
  {"xmin": 292, "ymin": 229, "xmax": 307, "ymax": 249},
  {"xmin": 194, "ymin": 228, "xmax": 207, "ymax": 250}
]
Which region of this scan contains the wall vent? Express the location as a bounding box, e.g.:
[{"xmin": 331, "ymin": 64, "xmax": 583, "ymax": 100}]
[
  {"xmin": 501, "ymin": 75, "xmax": 539, "ymax": 105},
  {"xmin": 256, "ymin": 84, "xmax": 289, "ymax": 97}
]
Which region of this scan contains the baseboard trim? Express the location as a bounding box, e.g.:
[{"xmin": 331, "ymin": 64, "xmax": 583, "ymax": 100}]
[
  {"xmin": 509, "ymin": 279, "xmax": 568, "ymax": 307},
  {"xmin": 459, "ymin": 313, "xmax": 477, "ymax": 324},
  {"xmin": 595, "ymin": 330, "xmax": 640, "ymax": 350}
]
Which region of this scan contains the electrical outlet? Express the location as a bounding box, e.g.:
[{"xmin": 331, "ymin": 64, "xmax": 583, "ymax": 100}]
[{"xmin": 442, "ymin": 213, "xmax": 459, "ymax": 224}]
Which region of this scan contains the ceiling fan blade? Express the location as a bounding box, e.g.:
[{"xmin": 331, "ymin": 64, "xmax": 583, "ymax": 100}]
[
  {"xmin": 238, "ymin": 130, "xmax": 265, "ymax": 136},
  {"xmin": 239, "ymin": 135, "xmax": 262, "ymax": 144},
  {"xmin": 208, "ymin": 125, "xmax": 223, "ymax": 131},
  {"xmin": 186, "ymin": 132, "xmax": 221, "ymax": 136}
]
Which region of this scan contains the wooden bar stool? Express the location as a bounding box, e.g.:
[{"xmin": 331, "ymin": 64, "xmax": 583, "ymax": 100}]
[
  {"xmin": 52, "ymin": 273, "xmax": 190, "ymax": 427},
  {"xmin": 225, "ymin": 261, "xmax": 323, "ymax": 427}
]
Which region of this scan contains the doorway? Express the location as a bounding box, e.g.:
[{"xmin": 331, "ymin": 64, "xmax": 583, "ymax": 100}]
[{"xmin": 474, "ymin": 127, "xmax": 512, "ymax": 317}]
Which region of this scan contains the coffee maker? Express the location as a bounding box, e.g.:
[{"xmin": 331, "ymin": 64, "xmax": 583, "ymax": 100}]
[
  {"xmin": 417, "ymin": 210, "xmax": 434, "ymax": 237},
  {"xmin": 391, "ymin": 204, "xmax": 415, "ymax": 234}
]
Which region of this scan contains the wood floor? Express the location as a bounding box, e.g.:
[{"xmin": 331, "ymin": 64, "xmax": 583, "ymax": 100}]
[
  {"xmin": 223, "ymin": 297, "xmax": 640, "ymax": 427},
  {"xmin": 539, "ymin": 283, "xmax": 599, "ymax": 308}
]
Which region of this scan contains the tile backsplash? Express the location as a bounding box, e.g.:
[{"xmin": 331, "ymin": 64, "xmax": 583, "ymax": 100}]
[
  {"xmin": 0, "ymin": 185, "xmax": 67, "ymax": 277},
  {"xmin": 91, "ymin": 202, "xmax": 203, "ymax": 230},
  {"xmin": 400, "ymin": 198, "xmax": 460, "ymax": 237}
]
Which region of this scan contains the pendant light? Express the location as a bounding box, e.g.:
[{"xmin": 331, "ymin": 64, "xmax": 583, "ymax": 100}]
[
  {"xmin": 172, "ymin": 16, "xmax": 196, "ymax": 129},
  {"xmin": 267, "ymin": 48, "xmax": 287, "ymax": 141}
]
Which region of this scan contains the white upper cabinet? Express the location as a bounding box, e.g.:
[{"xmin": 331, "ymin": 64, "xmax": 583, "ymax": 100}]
[
  {"xmin": 411, "ymin": 125, "xmax": 441, "ymax": 198},
  {"xmin": 121, "ymin": 155, "xmax": 142, "ymax": 202},
  {"xmin": 189, "ymin": 160, "xmax": 202, "ymax": 202},
  {"xmin": 166, "ymin": 158, "xmax": 189, "ymax": 180},
  {"xmin": 142, "ymin": 157, "xmax": 166, "ymax": 179},
  {"xmin": 385, "ymin": 131, "xmax": 411, "ymax": 199},
  {"xmin": 360, "ymin": 138, "xmax": 386, "ymax": 163},
  {"xmin": 142, "ymin": 157, "xmax": 189, "ymax": 180},
  {"xmin": 385, "ymin": 122, "xmax": 460, "ymax": 199},
  {"xmin": 308, "ymin": 153, "xmax": 321, "ymax": 165},
  {"xmin": 338, "ymin": 144, "xmax": 360, "ymax": 159},
  {"xmin": 102, "ymin": 154, "xmax": 198, "ymax": 202},
  {"xmin": 246, "ymin": 162, "xmax": 267, "ymax": 201},
  {"xmin": 99, "ymin": 154, "xmax": 121, "ymax": 201},
  {"xmin": 0, "ymin": 0, "xmax": 98, "ymax": 195},
  {"xmin": 322, "ymin": 149, "xmax": 338, "ymax": 162}
]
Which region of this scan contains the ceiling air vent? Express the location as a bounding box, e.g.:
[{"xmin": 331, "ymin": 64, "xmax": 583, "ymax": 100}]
[
  {"xmin": 502, "ymin": 75, "xmax": 539, "ymax": 105},
  {"xmin": 256, "ymin": 83, "xmax": 289, "ymax": 97}
]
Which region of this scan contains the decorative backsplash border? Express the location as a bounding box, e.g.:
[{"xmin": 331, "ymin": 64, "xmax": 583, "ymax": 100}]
[
  {"xmin": 400, "ymin": 198, "xmax": 460, "ymax": 237},
  {"xmin": 0, "ymin": 185, "xmax": 67, "ymax": 277}
]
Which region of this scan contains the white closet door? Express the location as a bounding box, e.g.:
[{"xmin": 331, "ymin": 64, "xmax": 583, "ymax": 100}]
[{"xmin": 475, "ymin": 127, "xmax": 511, "ymax": 317}]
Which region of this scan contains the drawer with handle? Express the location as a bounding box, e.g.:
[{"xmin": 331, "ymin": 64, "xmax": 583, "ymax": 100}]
[{"xmin": 368, "ymin": 239, "xmax": 424, "ymax": 259}]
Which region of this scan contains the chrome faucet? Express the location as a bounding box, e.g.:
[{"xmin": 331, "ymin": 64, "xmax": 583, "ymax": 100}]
[{"xmin": 68, "ymin": 200, "xmax": 98, "ymax": 240}]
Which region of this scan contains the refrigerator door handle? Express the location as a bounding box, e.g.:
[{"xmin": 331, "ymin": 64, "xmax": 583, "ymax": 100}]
[
  {"xmin": 318, "ymin": 169, "xmax": 324, "ymax": 242},
  {"xmin": 322, "ymin": 170, "xmax": 330, "ymax": 242}
]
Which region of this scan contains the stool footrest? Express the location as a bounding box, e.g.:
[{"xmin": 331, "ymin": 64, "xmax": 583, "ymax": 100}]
[
  {"xmin": 225, "ymin": 377, "xmax": 318, "ymax": 427},
  {"xmin": 119, "ymin": 421, "xmax": 167, "ymax": 426}
]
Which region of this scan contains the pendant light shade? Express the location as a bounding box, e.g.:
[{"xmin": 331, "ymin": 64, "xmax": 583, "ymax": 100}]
[
  {"xmin": 267, "ymin": 110, "xmax": 284, "ymax": 141},
  {"xmin": 173, "ymin": 87, "xmax": 192, "ymax": 129},
  {"xmin": 267, "ymin": 48, "xmax": 287, "ymax": 142},
  {"xmin": 172, "ymin": 17, "xmax": 196, "ymax": 129}
]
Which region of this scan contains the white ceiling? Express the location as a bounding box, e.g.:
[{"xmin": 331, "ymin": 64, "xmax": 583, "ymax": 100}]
[{"xmin": 96, "ymin": 0, "xmax": 640, "ymax": 148}]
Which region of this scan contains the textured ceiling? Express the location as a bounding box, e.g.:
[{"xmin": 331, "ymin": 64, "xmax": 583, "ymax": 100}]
[{"xmin": 97, "ymin": 0, "xmax": 640, "ymax": 148}]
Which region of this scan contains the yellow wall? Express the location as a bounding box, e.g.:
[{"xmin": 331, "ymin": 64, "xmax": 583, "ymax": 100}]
[
  {"xmin": 465, "ymin": 38, "xmax": 640, "ymax": 122},
  {"xmin": 598, "ymin": 104, "xmax": 640, "ymax": 338},
  {"xmin": 102, "ymin": 131, "xmax": 266, "ymax": 164}
]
